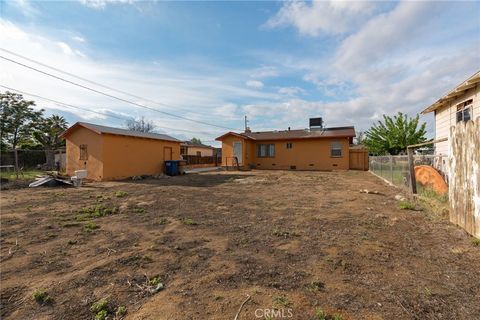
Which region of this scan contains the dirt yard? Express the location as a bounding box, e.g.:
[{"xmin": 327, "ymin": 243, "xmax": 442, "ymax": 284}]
[{"xmin": 1, "ymin": 170, "xmax": 479, "ymax": 320}]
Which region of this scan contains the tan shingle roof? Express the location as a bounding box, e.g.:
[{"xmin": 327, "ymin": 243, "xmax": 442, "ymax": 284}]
[{"xmin": 61, "ymin": 122, "xmax": 180, "ymax": 142}]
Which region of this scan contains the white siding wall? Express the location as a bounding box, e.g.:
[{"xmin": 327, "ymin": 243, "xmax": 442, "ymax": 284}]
[{"xmin": 434, "ymin": 85, "xmax": 480, "ymax": 156}]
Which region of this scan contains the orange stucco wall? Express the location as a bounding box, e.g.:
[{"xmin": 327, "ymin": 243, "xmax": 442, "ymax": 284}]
[
  {"xmin": 64, "ymin": 126, "xmax": 181, "ymax": 181},
  {"xmin": 65, "ymin": 128, "xmax": 104, "ymax": 180},
  {"xmin": 101, "ymin": 134, "xmax": 181, "ymax": 180},
  {"xmin": 220, "ymin": 136, "xmax": 350, "ymax": 170},
  {"xmin": 184, "ymin": 146, "xmax": 214, "ymax": 157},
  {"xmin": 221, "ymin": 135, "xmax": 250, "ymax": 169}
]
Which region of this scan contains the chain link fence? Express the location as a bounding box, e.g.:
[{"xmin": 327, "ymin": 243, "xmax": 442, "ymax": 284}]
[{"xmin": 369, "ymin": 155, "xmax": 448, "ymax": 191}]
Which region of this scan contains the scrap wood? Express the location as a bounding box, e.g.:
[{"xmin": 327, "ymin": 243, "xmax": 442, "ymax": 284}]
[{"xmin": 234, "ymin": 294, "xmax": 251, "ymax": 320}]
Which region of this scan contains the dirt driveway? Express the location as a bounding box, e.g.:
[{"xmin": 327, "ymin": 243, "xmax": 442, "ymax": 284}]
[{"xmin": 1, "ymin": 170, "xmax": 479, "ymax": 320}]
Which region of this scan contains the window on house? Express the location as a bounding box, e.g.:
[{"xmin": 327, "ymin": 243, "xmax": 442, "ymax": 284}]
[
  {"xmin": 196, "ymin": 151, "xmax": 201, "ymax": 157},
  {"xmin": 79, "ymin": 144, "xmax": 88, "ymax": 160},
  {"xmin": 180, "ymin": 146, "xmax": 187, "ymax": 155},
  {"xmin": 286, "ymin": 142, "xmax": 293, "ymax": 149},
  {"xmin": 330, "ymin": 141, "xmax": 342, "ymax": 157},
  {"xmin": 456, "ymin": 99, "xmax": 473, "ymax": 123},
  {"xmin": 257, "ymin": 144, "xmax": 275, "ymax": 157}
]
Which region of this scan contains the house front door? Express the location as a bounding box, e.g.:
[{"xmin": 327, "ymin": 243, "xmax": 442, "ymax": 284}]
[{"xmin": 233, "ymin": 141, "xmax": 242, "ymax": 165}]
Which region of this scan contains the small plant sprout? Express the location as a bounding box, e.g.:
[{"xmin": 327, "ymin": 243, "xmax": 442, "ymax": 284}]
[
  {"xmin": 397, "ymin": 200, "xmax": 415, "ymax": 210},
  {"xmin": 84, "ymin": 221, "xmax": 99, "ymax": 231},
  {"xmin": 116, "ymin": 306, "xmax": 127, "ymax": 317},
  {"xmin": 273, "ymin": 296, "xmax": 290, "ymax": 307},
  {"xmin": 32, "ymin": 289, "xmax": 52, "ymax": 304},
  {"xmin": 148, "ymin": 276, "xmax": 161, "ymax": 286},
  {"xmin": 472, "ymin": 238, "xmax": 480, "ymax": 246},
  {"xmin": 314, "ymin": 308, "xmax": 327, "ymax": 320},
  {"xmin": 332, "ymin": 314, "xmax": 344, "ymax": 320},
  {"xmin": 90, "ymin": 298, "xmax": 108, "ymax": 313},
  {"xmin": 182, "ymin": 218, "xmax": 197, "ymax": 225},
  {"xmin": 90, "ymin": 298, "xmax": 110, "ymax": 319},
  {"xmin": 115, "ymin": 191, "xmax": 128, "ymax": 198}
]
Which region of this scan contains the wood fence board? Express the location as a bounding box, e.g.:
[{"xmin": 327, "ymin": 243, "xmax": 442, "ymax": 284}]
[{"xmin": 448, "ymin": 117, "xmax": 480, "ymax": 238}]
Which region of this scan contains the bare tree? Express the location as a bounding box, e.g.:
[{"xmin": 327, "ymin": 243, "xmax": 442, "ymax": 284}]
[{"xmin": 125, "ymin": 116, "xmax": 156, "ymax": 133}]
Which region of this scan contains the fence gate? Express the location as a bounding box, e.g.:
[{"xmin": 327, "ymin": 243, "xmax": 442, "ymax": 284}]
[
  {"xmin": 449, "ymin": 117, "xmax": 480, "ymax": 238},
  {"xmin": 349, "ymin": 148, "xmax": 369, "ymax": 171}
]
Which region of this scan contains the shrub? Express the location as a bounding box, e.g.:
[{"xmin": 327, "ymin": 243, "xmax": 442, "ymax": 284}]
[
  {"xmin": 115, "ymin": 191, "xmax": 128, "ymax": 198},
  {"xmin": 397, "ymin": 200, "xmax": 415, "ymax": 210},
  {"xmin": 32, "ymin": 289, "xmax": 52, "ymax": 304},
  {"xmin": 90, "ymin": 298, "xmax": 108, "ymax": 313}
]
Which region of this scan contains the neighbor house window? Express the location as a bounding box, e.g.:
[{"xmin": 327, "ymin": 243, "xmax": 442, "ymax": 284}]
[
  {"xmin": 286, "ymin": 142, "xmax": 293, "ymax": 149},
  {"xmin": 456, "ymin": 99, "xmax": 472, "ymax": 123},
  {"xmin": 196, "ymin": 151, "xmax": 201, "ymax": 157},
  {"xmin": 257, "ymin": 144, "xmax": 275, "ymax": 157},
  {"xmin": 330, "ymin": 141, "xmax": 342, "ymax": 157},
  {"xmin": 79, "ymin": 144, "xmax": 88, "ymax": 160}
]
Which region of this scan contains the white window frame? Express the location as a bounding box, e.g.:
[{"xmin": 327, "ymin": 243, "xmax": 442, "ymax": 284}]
[{"xmin": 330, "ymin": 141, "xmax": 342, "ymax": 158}]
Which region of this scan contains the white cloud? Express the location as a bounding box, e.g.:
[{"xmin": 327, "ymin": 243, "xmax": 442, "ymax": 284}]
[
  {"xmin": 214, "ymin": 103, "xmax": 242, "ymax": 121},
  {"xmin": 79, "ymin": 0, "xmax": 135, "ymax": 9},
  {"xmin": 10, "ymin": 0, "xmax": 39, "ymax": 17},
  {"xmin": 265, "ymin": 0, "xmax": 377, "ymax": 36},
  {"xmin": 73, "ymin": 36, "xmax": 86, "ymax": 43},
  {"xmin": 278, "ymin": 86, "xmax": 305, "ymax": 96},
  {"xmin": 250, "ymin": 66, "xmax": 278, "ymax": 78},
  {"xmin": 245, "ymin": 79, "xmax": 264, "ymax": 89}
]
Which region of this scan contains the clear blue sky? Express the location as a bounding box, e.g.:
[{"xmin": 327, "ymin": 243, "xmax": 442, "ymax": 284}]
[{"xmin": 1, "ymin": 0, "xmax": 479, "ymax": 145}]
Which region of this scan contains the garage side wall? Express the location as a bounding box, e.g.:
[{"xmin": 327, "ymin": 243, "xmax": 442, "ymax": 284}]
[
  {"xmin": 102, "ymin": 134, "xmax": 181, "ymax": 180},
  {"xmin": 65, "ymin": 128, "xmax": 104, "ymax": 181},
  {"xmin": 252, "ymin": 138, "xmax": 350, "ymax": 171}
]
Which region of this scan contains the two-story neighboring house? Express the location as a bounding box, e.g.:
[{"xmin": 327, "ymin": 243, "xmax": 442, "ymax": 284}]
[{"xmin": 421, "ymin": 71, "xmax": 480, "ymax": 156}]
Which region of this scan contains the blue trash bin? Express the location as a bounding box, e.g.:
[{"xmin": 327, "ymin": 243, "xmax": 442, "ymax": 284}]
[{"xmin": 164, "ymin": 160, "xmax": 179, "ymax": 176}]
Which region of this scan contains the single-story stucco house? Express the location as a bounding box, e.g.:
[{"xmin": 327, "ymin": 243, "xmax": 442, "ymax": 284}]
[
  {"xmin": 216, "ymin": 118, "xmax": 356, "ymax": 171},
  {"xmin": 421, "ymin": 71, "xmax": 480, "ymax": 156},
  {"xmin": 60, "ymin": 122, "xmax": 181, "ymax": 181},
  {"xmin": 180, "ymin": 141, "xmax": 215, "ymax": 157}
]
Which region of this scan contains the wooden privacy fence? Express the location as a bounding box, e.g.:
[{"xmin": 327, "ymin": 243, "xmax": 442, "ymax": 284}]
[
  {"xmin": 449, "ymin": 117, "xmax": 480, "ymax": 238},
  {"xmin": 183, "ymin": 155, "xmax": 218, "ymax": 165},
  {"xmin": 349, "ymin": 148, "xmax": 369, "ymax": 171}
]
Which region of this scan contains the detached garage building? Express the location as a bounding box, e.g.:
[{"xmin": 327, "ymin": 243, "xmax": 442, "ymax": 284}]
[{"xmin": 61, "ymin": 122, "xmax": 181, "ymax": 181}]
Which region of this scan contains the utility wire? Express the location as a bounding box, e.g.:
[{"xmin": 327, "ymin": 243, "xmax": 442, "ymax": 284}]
[
  {"xmin": 0, "ymin": 48, "xmax": 213, "ymax": 118},
  {"xmin": 0, "ymin": 54, "xmax": 240, "ymax": 131},
  {"xmin": 0, "ymin": 84, "xmax": 222, "ymax": 137}
]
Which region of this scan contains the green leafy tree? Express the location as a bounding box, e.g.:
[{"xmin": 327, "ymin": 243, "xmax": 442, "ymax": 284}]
[
  {"xmin": 190, "ymin": 137, "xmax": 202, "ymax": 144},
  {"xmin": 364, "ymin": 112, "xmax": 427, "ymax": 155},
  {"xmin": 33, "ymin": 115, "xmax": 68, "ymax": 170},
  {"xmin": 0, "ymin": 92, "xmax": 44, "ymax": 175}
]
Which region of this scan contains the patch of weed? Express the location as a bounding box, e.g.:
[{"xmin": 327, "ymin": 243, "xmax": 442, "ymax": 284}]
[
  {"xmin": 90, "ymin": 298, "xmax": 108, "ymax": 313},
  {"xmin": 424, "ymin": 287, "xmax": 432, "ymax": 297},
  {"xmin": 95, "ymin": 309, "xmax": 108, "ymax": 320},
  {"xmin": 397, "ymin": 200, "xmax": 416, "ymax": 210},
  {"xmin": 314, "ymin": 308, "xmax": 327, "ymax": 320},
  {"xmin": 182, "ymin": 218, "xmax": 198, "ymax": 225},
  {"xmin": 273, "ymin": 296, "xmax": 290, "ymax": 307},
  {"xmin": 472, "ymin": 238, "xmax": 480, "ymax": 246},
  {"xmin": 77, "ymin": 204, "xmax": 118, "ymax": 221},
  {"xmin": 332, "ymin": 314, "xmax": 343, "ymax": 320},
  {"xmin": 84, "ymin": 222, "xmax": 99, "ymax": 231},
  {"xmin": 308, "ymin": 281, "xmax": 325, "ymax": 292},
  {"xmin": 133, "ymin": 207, "xmax": 145, "ymax": 214},
  {"xmin": 148, "ymin": 276, "xmax": 161, "ymax": 286},
  {"xmin": 67, "ymin": 239, "xmax": 78, "ymax": 245},
  {"xmin": 116, "ymin": 306, "xmax": 127, "ymax": 317},
  {"xmin": 272, "ymin": 229, "xmax": 300, "ymax": 238},
  {"xmin": 32, "ymin": 289, "xmax": 52, "ymax": 304},
  {"xmin": 115, "ymin": 191, "xmax": 128, "ymax": 198}
]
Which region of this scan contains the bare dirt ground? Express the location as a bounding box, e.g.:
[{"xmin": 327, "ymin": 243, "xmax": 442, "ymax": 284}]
[{"xmin": 1, "ymin": 170, "xmax": 479, "ymax": 320}]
